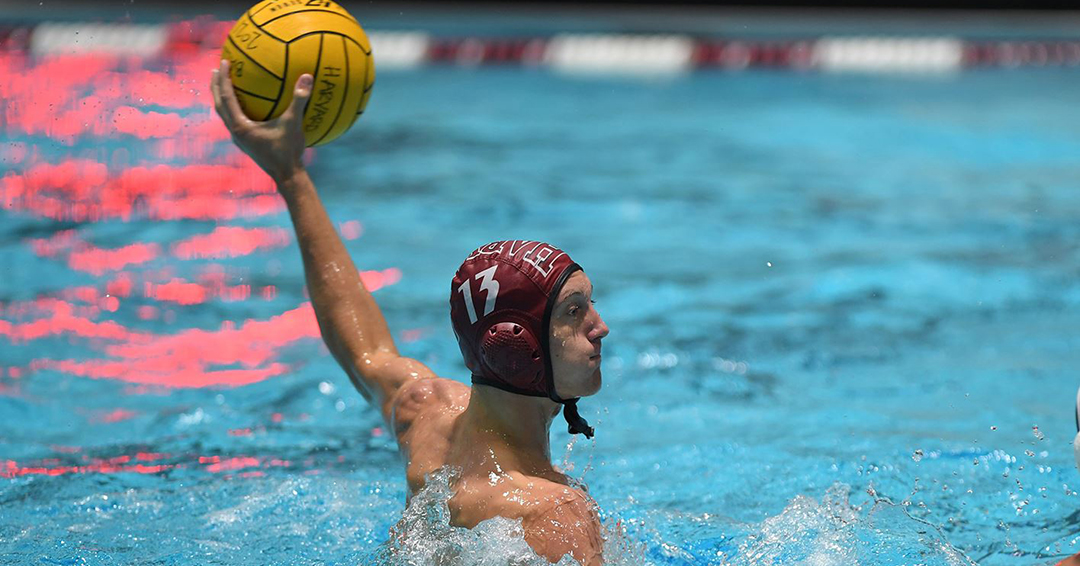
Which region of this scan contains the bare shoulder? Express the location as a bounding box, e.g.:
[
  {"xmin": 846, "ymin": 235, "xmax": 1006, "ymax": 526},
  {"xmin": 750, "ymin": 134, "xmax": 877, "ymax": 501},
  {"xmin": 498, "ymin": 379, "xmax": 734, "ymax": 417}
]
[
  {"xmin": 520, "ymin": 482, "xmax": 604, "ymax": 566},
  {"xmin": 390, "ymin": 377, "xmax": 470, "ymax": 436}
]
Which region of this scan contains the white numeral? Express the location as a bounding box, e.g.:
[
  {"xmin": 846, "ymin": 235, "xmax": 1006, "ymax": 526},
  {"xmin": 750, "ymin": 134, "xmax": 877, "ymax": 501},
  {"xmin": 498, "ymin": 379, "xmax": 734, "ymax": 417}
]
[
  {"xmin": 458, "ymin": 265, "xmax": 500, "ymax": 324},
  {"xmin": 475, "ymin": 265, "xmax": 500, "ymax": 319},
  {"xmin": 457, "ymin": 279, "xmax": 478, "ymax": 324}
]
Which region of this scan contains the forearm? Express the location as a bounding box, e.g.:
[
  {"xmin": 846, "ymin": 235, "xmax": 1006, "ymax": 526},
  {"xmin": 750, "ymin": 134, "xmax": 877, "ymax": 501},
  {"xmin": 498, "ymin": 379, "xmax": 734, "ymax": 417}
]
[
  {"xmin": 212, "ymin": 66, "xmax": 430, "ymax": 415},
  {"xmin": 279, "ymin": 169, "xmax": 397, "ymax": 393}
]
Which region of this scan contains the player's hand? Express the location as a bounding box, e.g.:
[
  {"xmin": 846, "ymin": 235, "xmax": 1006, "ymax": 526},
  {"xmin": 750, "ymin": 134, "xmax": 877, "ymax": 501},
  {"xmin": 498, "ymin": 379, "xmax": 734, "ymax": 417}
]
[{"xmin": 211, "ymin": 59, "xmax": 312, "ymax": 184}]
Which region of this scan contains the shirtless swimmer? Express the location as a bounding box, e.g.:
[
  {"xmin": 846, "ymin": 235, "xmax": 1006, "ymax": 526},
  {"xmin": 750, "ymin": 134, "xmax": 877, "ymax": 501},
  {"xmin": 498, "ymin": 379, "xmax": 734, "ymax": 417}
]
[{"xmin": 210, "ymin": 62, "xmax": 610, "ymax": 565}]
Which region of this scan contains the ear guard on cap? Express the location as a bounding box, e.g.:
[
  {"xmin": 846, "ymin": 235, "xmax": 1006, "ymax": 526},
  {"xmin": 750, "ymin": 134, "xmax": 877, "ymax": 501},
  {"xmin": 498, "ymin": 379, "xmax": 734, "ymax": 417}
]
[{"xmin": 480, "ymin": 322, "xmax": 545, "ymax": 393}]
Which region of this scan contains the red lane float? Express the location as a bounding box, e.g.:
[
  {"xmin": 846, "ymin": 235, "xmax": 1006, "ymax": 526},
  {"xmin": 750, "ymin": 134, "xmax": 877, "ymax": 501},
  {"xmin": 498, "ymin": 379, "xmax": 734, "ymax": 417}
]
[{"xmin": 8, "ymin": 21, "xmax": 1077, "ymax": 72}]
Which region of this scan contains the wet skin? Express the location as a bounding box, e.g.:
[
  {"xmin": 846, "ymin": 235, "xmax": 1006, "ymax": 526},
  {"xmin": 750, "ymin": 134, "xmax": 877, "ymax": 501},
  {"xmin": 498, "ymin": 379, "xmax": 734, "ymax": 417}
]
[
  {"xmin": 392, "ymin": 271, "xmax": 609, "ymax": 565},
  {"xmin": 210, "ymin": 63, "xmax": 610, "ymax": 565}
]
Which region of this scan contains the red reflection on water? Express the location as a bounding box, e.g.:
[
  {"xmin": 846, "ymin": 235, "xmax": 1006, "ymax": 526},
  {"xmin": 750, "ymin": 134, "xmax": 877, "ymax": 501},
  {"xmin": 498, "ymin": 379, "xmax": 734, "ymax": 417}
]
[
  {"xmin": 93, "ymin": 408, "xmax": 139, "ymax": 423},
  {"xmin": 29, "ymin": 229, "xmax": 82, "ymax": 257},
  {"xmin": 25, "ymin": 304, "xmax": 318, "ymax": 387},
  {"xmin": 205, "ymin": 456, "xmax": 260, "ymax": 473},
  {"xmin": 1, "ymin": 458, "xmax": 174, "ymax": 478},
  {"xmin": 100, "ymin": 296, "xmax": 120, "ymax": 312},
  {"xmin": 165, "ymin": 18, "xmax": 233, "ymax": 59},
  {"xmin": 122, "ymin": 67, "xmax": 210, "ymax": 109},
  {"xmin": 112, "ymin": 106, "xmax": 185, "ymax": 139},
  {"xmin": 339, "ymin": 220, "xmax": 363, "ymax": 240},
  {"xmin": 3, "ymin": 159, "xmax": 280, "ymax": 222},
  {"xmin": 1, "ymin": 31, "xmax": 409, "ymax": 396},
  {"xmin": 145, "ymin": 278, "xmax": 221, "ymax": 305},
  {"xmin": 400, "ymin": 328, "xmax": 431, "ymax": 343},
  {"xmin": 28, "ymin": 229, "xmax": 159, "ymax": 280},
  {"xmin": 3, "ymin": 269, "xmax": 402, "ymax": 388},
  {"xmin": 106, "ymin": 273, "xmax": 135, "ymax": 298},
  {"xmin": 172, "ymin": 226, "xmax": 291, "ymax": 259},
  {"xmin": 71, "ymin": 243, "xmax": 160, "ymax": 276},
  {"xmin": 1, "ymin": 54, "xmax": 123, "ymax": 142},
  {"xmin": 0, "ymin": 48, "xmax": 226, "ymax": 143},
  {"xmin": 0, "ymin": 299, "xmax": 151, "ymax": 343},
  {"xmin": 139, "ymin": 268, "xmax": 400, "ymax": 306},
  {"xmin": 3, "ymin": 141, "xmax": 30, "ymax": 165},
  {"xmin": 1, "ymin": 450, "xmax": 293, "ymax": 478},
  {"xmin": 105, "ymin": 304, "xmax": 316, "ymax": 361},
  {"xmin": 360, "ymin": 268, "xmax": 403, "ymax": 292},
  {"xmin": 34, "ymin": 358, "xmax": 289, "ymax": 388}
]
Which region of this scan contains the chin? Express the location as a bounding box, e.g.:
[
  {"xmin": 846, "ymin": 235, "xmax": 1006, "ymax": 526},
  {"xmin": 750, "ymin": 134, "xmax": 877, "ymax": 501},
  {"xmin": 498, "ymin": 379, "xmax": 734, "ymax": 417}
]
[
  {"xmin": 554, "ymin": 367, "xmax": 603, "ymax": 398},
  {"xmin": 581, "ymin": 369, "xmax": 602, "ymax": 396}
]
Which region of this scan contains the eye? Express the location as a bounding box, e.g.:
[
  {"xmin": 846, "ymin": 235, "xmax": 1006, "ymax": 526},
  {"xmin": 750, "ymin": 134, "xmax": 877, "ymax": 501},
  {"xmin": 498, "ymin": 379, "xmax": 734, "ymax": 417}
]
[{"xmin": 567, "ymin": 306, "xmax": 580, "ymax": 316}]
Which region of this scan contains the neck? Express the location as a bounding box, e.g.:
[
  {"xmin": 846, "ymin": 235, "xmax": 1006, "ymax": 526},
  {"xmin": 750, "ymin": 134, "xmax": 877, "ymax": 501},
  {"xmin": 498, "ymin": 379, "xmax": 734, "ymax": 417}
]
[{"xmin": 458, "ymin": 383, "xmax": 562, "ymax": 475}]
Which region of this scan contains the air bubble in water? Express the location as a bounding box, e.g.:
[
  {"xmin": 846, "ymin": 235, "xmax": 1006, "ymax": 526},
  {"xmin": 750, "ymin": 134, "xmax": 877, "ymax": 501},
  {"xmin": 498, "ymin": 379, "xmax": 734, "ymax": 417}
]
[
  {"xmin": 1032, "ymin": 425, "xmax": 1044, "ymax": 441},
  {"xmin": 911, "ymin": 450, "xmax": 924, "ymax": 462}
]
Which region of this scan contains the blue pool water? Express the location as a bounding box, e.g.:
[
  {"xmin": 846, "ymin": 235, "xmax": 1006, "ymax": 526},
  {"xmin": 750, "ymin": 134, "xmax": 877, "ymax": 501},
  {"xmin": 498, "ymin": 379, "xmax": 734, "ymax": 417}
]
[{"xmin": 2, "ymin": 56, "xmax": 1079, "ymax": 564}]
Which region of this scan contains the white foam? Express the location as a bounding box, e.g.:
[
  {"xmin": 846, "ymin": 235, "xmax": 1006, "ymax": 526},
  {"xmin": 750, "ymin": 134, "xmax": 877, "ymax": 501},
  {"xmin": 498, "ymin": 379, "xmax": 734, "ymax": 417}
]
[{"xmin": 729, "ymin": 483, "xmax": 974, "ymax": 566}]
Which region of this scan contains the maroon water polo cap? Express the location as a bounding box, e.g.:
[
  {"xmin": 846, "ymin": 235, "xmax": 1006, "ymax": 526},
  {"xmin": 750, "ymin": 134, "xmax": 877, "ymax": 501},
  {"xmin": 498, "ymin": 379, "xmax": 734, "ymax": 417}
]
[{"xmin": 450, "ymin": 240, "xmax": 594, "ymax": 438}]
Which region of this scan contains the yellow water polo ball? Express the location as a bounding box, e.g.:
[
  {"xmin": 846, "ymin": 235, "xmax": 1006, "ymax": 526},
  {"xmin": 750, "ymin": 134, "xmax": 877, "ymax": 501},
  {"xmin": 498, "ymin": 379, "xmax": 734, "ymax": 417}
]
[{"xmin": 221, "ymin": 0, "xmax": 375, "ymax": 147}]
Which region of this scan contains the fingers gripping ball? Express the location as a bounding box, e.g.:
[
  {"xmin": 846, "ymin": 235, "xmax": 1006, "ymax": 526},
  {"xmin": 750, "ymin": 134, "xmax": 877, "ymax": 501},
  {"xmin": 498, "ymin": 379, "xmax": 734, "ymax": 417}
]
[{"xmin": 221, "ymin": 0, "xmax": 375, "ymax": 146}]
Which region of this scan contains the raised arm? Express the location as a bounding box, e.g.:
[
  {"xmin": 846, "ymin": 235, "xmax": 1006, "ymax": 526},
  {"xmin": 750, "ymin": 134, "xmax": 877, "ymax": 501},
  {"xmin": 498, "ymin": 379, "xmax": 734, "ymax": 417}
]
[{"xmin": 210, "ymin": 60, "xmax": 436, "ymax": 427}]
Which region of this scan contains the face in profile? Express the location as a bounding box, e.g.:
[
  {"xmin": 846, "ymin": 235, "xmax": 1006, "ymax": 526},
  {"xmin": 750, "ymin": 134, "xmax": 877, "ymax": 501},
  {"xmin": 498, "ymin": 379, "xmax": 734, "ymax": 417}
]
[{"xmin": 549, "ymin": 271, "xmax": 609, "ymax": 399}]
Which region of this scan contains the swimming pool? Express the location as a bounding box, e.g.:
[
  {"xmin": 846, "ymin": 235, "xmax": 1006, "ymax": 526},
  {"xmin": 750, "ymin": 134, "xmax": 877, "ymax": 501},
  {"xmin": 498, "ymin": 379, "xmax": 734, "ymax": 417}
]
[{"xmin": 1, "ymin": 16, "xmax": 1079, "ymax": 566}]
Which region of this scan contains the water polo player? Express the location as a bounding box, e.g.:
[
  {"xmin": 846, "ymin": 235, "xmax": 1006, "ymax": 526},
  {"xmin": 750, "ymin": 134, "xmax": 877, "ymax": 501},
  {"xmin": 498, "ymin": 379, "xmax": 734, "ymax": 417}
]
[{"xmin": 211, "ymin": 64, "xmax": 609, "ymax": 565}]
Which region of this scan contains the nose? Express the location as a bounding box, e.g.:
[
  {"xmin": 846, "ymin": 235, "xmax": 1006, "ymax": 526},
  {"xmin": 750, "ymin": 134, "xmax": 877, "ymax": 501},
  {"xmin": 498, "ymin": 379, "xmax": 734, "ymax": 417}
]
[{"xmin": 590, "ymin": 310, "xmax": 609, "ymax": 342}]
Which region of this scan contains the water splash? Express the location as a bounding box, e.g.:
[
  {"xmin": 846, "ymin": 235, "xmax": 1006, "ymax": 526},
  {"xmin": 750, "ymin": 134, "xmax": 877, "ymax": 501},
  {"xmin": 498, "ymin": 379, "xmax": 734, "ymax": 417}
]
[
  {"xmin": 364, "ymin": 467, "xmax": 982, "ymax": 566},
  {"xmin": 365, "ymin": 466, "xmax": 646, "ymax": 566},
  {"xmin": 726, "ymin": 484, "xmax": 975, "ymax": 566},
  {"xmin": 366, "ymin": 466, "xmax": 576, "ymax": 566}
]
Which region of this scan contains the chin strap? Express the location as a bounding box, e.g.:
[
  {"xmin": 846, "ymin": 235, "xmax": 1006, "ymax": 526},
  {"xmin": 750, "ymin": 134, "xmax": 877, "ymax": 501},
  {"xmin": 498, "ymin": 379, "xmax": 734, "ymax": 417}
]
[{"xmin": 561, "ymin": 398, "xmax": 594, "ymax": 439}]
